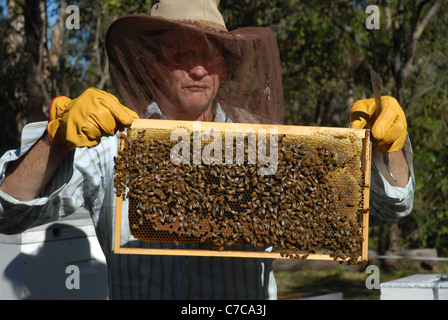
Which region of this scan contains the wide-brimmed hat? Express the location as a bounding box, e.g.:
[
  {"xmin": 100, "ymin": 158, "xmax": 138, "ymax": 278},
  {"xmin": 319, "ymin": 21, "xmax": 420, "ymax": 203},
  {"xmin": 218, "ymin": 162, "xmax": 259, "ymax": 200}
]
[
  {"xmin": 137, "ymin": 0, "xmax": 228, "ymax": 32},
  {"xmin": 105, "ymin": 0, "xmax": 284, "ymax": 124}
]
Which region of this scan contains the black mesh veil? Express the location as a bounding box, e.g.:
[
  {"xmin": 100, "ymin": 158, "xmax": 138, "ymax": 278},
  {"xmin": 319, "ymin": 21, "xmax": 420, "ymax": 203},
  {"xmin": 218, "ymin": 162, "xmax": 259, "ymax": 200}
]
[{"xmin": 105, "ymin": 14, "xmax": 284, "ymax": 125}]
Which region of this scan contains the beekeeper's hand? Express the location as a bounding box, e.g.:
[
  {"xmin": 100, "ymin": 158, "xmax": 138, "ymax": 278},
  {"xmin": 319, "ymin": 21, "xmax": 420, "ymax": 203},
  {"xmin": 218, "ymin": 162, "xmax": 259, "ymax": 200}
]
[
  {"xmin": 350, "ymin": 96, "xmax": 407, "ymax": 153},
  {"xmin": 47, "ymin": 88, "xmax": 139, "ymax": 151}
]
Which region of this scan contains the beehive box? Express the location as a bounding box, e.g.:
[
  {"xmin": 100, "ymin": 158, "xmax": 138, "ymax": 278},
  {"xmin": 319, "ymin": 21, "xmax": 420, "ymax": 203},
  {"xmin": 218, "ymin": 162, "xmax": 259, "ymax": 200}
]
[{"xmin": 114, "ymin": 119, "xmax": 371, "ymax": 263}]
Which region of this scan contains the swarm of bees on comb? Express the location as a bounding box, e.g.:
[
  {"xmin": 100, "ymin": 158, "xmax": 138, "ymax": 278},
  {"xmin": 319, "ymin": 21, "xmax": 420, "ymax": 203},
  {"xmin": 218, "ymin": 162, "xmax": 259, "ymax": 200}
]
[{"xmin": 114, "ymin": 126, "xmax": 367, "ymax": 264}]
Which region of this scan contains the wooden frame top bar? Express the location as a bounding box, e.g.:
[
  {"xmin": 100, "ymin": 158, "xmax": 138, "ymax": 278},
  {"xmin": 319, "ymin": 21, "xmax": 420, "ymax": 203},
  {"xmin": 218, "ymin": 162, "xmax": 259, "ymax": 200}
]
[{"xmin": 131, "ymin": 119, "xmax": 368, "ymax": 139}]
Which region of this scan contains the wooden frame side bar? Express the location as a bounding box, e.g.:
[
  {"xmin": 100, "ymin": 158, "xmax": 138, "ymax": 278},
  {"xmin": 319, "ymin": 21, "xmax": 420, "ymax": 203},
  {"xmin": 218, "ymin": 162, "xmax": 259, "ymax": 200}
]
[{"xmin": 360, "ymin": 130, "xmax": 372, "ymax": 261}]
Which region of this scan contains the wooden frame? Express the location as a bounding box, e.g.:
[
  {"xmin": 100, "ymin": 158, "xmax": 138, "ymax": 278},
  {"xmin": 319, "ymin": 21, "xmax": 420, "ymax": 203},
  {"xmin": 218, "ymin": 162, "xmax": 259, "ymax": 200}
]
[{"xmin": 114, "ymin": 120, "xmax": 371, "ymax": 262}]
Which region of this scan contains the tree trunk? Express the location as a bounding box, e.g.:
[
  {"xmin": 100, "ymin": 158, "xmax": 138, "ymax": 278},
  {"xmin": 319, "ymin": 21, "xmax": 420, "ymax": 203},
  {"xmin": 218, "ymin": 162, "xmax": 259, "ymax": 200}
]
[
  {"xmin": 388, "ymin": 221, "xmax": 401, "ymax": 252},
  {"xmin": 24, "ymin": 0, "xmax": 47, "ymax": 123},
  {"xmin": 391, "ymin": 0, "xmax": 442, "ymax": 104},
  {"xmin": 48, "ymin": 0, "xmax": 68, "ymax": 100},
  {"xmin": 4, "ymin": 0, "xmax": 26, "ymax": 136}
]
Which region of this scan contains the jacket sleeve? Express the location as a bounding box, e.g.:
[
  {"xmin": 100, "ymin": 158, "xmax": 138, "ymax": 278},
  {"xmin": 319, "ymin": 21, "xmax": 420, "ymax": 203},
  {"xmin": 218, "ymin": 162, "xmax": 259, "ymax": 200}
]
[
  {"xmin": 369, "ymin": 135, "xmax": 415, "ymax": 227},
  {"xmin": 0, "ymin": 122, "xmax": 79, "ymax": 234}
]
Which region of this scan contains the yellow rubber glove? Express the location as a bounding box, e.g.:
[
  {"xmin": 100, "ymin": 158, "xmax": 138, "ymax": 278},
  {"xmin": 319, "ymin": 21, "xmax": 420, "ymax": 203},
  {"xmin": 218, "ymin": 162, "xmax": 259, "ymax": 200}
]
[
  {"xmin": 47, "ymin": 88, "xmax": 139, "ymax": 151},
  {"xmin": 350, "ymin": 96, "xmax": 407, "ymax": 153}
]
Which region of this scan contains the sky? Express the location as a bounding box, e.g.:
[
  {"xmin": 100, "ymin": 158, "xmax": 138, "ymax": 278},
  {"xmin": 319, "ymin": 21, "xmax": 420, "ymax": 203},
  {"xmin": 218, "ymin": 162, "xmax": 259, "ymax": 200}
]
[
  {"xmin": 0, "ymin": 0, "xmax": 62, "ymax": 47},
  {"xmin": 0, "ymin": 0, "xmax": 6, "ymax": 18},
  {"xmin": 0, "ymin": 0, "xmax": 60, "ymax": 23}
]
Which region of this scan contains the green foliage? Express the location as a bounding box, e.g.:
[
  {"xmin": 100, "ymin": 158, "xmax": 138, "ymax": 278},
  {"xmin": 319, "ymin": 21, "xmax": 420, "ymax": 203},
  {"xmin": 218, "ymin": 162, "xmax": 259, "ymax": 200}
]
[
  {"xmin": 221, "ymin": 0, "xmax": 448, "ymax": 254},
  {"xmin": 401, "ymin": 4, "xmax": 448, "ymax": 253},
  {"xmin": 0, "ymin": 7, "xmax": 24, "ymax": 153},
  {"xmin": 1, "ymin": 0, "xmax": 447, "ymax": 254}
]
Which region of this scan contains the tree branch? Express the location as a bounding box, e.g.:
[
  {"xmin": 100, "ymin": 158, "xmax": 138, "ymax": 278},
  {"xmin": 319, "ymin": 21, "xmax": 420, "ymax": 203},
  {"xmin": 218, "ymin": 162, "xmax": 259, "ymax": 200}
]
[
  {"xmin": 402, "ymin": 0, "xmax": 442, "ymax": 80},
  {"xmin": 93, "ymin": 13, "xmax": 109, "ymax": 90},
  {"xmin": 329, "ymin": 6, "xmax": 384, "ymax": 56}
]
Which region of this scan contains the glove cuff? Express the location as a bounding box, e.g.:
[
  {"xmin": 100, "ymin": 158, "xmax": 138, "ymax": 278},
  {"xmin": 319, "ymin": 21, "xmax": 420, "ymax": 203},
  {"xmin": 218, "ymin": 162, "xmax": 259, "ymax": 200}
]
[
  {"xmin": 46, "ymin": 119, "xmax": 75, "ymax": 152},
  {"xmin": 49, "ymin": 95, "xmax": 72, "ymax": 122}
]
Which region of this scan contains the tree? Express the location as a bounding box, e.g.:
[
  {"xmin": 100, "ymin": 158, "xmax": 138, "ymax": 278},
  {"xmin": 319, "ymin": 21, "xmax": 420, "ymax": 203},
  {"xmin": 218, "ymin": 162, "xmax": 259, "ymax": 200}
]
[
  {"xmin": 221, "ymin": 0, "xmax": 448, "ymax": 255},
  {"xmin": 0, "ymin": 0, "xmax": 152, "ymax": 153},
  {"xmin": 1, "ymin": 0, "xmax": 24, "ymax": 150},
  {"xmin": 1, "ymin": 0, "xmax": 447, "ymax": 255},
  {"xmin": 23, "ymin": 0, "xmax": 48, "ymax": 123}
]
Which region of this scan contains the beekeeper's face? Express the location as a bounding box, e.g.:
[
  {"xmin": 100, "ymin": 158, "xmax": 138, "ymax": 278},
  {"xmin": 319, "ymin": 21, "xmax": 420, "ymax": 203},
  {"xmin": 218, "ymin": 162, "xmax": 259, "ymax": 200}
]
[{"xmin": 156, "ymin": 32, "xmax": 226, "ymax": 118}]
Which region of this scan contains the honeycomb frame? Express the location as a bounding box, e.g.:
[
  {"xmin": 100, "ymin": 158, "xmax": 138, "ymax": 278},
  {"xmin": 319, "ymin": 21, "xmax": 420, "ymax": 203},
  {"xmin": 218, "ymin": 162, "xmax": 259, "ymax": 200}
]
[{"xmin": 114, "ymin": 119, "xmax": 371, "ymax": 263}]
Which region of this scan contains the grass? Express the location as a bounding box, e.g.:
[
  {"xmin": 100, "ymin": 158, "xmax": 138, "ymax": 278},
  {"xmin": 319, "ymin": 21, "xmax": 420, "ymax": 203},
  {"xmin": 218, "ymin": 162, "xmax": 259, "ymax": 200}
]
[{"xmin": 274, "ymin": 261, "xmax": 448, "ymax": 300}]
